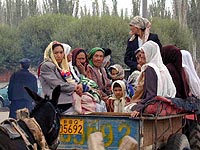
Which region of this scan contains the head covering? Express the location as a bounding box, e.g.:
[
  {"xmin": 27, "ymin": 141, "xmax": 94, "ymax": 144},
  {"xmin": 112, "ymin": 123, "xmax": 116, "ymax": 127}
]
[
  {"xmin": 111, "ymin": 80, "xmax": 127, "ymax": 112},
  {"xmin": 71, "ymin": 48, "xmax": 88, "ymax": 82},
  {"xmin": 19, "ymin": 58, "xmax": 31, "ymax": 69},
  {"xmin": 161, "ymin": 45, "xmax": 189, "ymax": 98},
  {"xmin": 181, "ymin": 50, "xmax": 200, "ymax": 99},
  {"xmin": 129, "ymin": 16, "xmax": 147, "ymax": 42},
  {"xmin": 102, "ymin": 48, "xmax": 111, "ymax": 57},
  {"xmin": 102, "ymin": 55, "xmax": 111, "ymax": 68},
  {"xmin": 161, "ymin": 45, "xmax": 182, "ymax": 73},
  {"xmin": 108, "ymin": 64, "xmax": 125, "ymax": 80},
  {"xmin": 102, "ymin": 48, "xmax": 112, "ymax": 67},
  {"xmin": 62, "ymin": 43, "xmax": 71, "ymax": 55},
  {"xmin": 43, "ymin": 41, "xmax": 74, "ymax": 83},
  {"xmin": 140, "ymin": 41, "xmax": 176, "ymax": 98},
  {"xmin": 129, "ymin": 16, "xmax": 146, "ymax": 30},
  {"xmin": 72, "ymin": 48, "xmax": 88, "ymax": 66},
  {"xmin": 127, "ymin": 70, "xmax": 141, "ymax": 90},
  {"xmin": 88, "ymin": 47, "xmax": 104, "ymax": 67},
  {"xmin": 143, "ymin": 18, "xmax": 151, "ymax": 42}
]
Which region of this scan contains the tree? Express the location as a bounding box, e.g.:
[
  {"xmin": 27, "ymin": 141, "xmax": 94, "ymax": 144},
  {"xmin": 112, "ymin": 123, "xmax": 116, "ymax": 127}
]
[
  {"xmin": 187, "ymin": 0, "xmax": 200, "ymax": 61},
  {"xmin": 102, "ymin": 0, "xmax": 110, "ymax": 15},
  {"xmin": 142, "ymin": 0, "xmax": 147, "ymax": 17},
  {"xmin": 149, "ymin": 0, "xmax": 167, "ymax": 18},
  {"xmin": 0, "ymin": 24, "xmax": 22, "ymax": 71},
  {"xmin": 112, "ymin": 0, "xmax": 118, "ymax": 16},
  {"xmin": 131, "ymin": 0, "xmax": 141, "ymax": 17},
  {"xmin": 172, "ymin": 0, "xmax": 188, "ymax": 27}
]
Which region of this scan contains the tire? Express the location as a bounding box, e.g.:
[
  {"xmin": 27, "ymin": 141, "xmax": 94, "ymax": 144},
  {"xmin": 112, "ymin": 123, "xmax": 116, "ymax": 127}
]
[
  {"xmin": 165, "ymin": 133, "xmax": 190, "ymax": 150},
  {"xmin": 189, "ymin": 123, "xmax": 200, "ymax": 150}
]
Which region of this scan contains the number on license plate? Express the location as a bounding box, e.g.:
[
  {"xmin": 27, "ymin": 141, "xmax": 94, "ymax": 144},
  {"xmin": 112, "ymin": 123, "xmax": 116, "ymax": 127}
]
[{"xmin": 60, "ymin": 118, "xmax": 84, "ymax": 134}]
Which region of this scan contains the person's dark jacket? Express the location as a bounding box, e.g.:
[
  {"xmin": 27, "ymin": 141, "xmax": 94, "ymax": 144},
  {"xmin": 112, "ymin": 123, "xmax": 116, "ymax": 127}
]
[
  {"xmin": 8, "ymin": 68, "xmax": 38, "ymax": 118},
  {"xmin": 124, "ymin": 33, "xmax": 162, "ymax": 73},
  {"xmin": 8, "ymin": 69, "xmax": 37, "ymax": 100}
]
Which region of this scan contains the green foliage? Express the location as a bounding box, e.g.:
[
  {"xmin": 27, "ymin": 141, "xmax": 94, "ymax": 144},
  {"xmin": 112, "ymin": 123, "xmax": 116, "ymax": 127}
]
[
  {"xmin": 187, "ymin": 0, "xmax": 200, "ymax": 60},
  {"xmin": 18, "ymin": 14, "xmax": 76, "ymax": 66},
  {"xmin": 151, "ymin": 17, "xmax": 192, "ymax": 50},
  {"xmin": 53, "ymin": 15, "xmax": 129, "ymax": 67},
  {"xmin": 0, "ymin": 14, "xmax": 196, "ymax": 71},
  {"xmin": 0, "ymin": 25, "xmax": 22, "ymax": 71}
]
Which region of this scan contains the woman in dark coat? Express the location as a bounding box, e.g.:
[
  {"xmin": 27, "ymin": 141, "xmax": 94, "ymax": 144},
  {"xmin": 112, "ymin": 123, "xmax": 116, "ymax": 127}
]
[{"xmin": 124, "ymin": 16, "xmax": 162, "ymax": 73}]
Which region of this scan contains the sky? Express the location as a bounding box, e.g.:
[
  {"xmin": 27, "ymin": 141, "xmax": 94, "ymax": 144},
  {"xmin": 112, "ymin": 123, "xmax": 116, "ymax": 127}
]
[{"xmin": 79, "ymin": 0, "xmax": 172, "ymax": 15}]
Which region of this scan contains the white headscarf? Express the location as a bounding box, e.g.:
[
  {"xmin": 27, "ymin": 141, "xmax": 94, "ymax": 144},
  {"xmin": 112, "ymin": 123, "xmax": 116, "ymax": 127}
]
[
  {"xmin": 62, "ymin": 43, "xmax": 71, "ymax": 55},
  {"xmin": 181, "ymin": 50, "xmax": 200, "ymax": 99},
  {"xmin": 102, "ymin": 55, "xmax": 111, "ymax": 68},
  {"xmin": 62, "ymin": 43, "xmax": 80, "ymax": 82},
  {"xmin": 111, "ymin": 80, "xmax": 127, "ymax": 112},
  {"xmin": 140, "ymin": 41, "xmax": 176, "ymax": 98}
]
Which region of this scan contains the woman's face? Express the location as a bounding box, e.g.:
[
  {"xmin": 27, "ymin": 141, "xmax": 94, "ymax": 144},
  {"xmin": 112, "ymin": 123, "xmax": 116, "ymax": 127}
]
[
  {"xmin": 76, "ymin": 52, "xmax": 86, "ymax": 65},
  {"xmin": 67, "ymin": 52, "xmax": 72, "ymax": 62},
  {"xmin": 53, "ymin": 45, "xmax": 64, "ymax": 64},
  {"xmin": 129, "ymin": 25, "xmax": 140, "ymax": 35},
  {"xmin": 136, "ymin": 50, "xmax": 146, "ymax": 66},
  {"xmin": 92, "ymin": 51, "xmax": 104, "ymax": 67}
]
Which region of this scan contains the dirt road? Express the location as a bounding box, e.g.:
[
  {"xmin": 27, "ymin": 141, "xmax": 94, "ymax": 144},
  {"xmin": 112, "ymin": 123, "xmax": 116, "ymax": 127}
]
[{"xmin": 0, "ymin": 107, "xmax": 9, "ymax": 123}]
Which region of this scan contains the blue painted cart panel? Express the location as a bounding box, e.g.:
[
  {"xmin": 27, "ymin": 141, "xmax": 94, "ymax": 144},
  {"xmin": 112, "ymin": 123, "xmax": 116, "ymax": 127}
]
[{"xmin": 58, "ymin": 114, "xmax": 140, "ymax": 150}]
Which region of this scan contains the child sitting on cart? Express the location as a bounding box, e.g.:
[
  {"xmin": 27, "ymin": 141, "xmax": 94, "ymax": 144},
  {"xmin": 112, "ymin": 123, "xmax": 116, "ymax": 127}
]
[{"xmin": 106, "ymin": 80, "xmax": 131, "ymax": 112}]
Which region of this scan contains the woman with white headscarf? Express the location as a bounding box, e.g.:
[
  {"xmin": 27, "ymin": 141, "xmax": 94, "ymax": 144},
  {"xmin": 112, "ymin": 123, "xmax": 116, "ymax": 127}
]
[
  {"xmin": 181, "ymin": 50, "xmax": 200, "ymax": 99},
  {"xmin": 130, "ymin": 41, "xmax": 176, "ymax": 117}
]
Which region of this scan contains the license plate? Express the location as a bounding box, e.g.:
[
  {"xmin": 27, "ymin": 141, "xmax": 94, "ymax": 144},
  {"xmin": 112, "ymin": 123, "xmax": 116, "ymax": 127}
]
[{"xmin": 60, "ymin": 118, "xmax": 84, "ymax": 134}]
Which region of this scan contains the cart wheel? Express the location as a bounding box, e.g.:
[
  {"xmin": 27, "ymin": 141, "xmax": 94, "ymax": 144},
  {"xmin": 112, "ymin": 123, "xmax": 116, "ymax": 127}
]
[
  {"xmin": 165, "ymin": 133, "xmax": 190, "ymax": 150},
  {"xmin": 189, "ymin": 123, "xmax": 200, "ymax": 150}
]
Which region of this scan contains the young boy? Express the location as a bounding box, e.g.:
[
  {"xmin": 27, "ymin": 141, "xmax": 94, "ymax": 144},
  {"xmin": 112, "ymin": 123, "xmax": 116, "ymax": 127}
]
[{"xmin": 106, "ymin": 80, "xmax": 131, "ymax": 112}]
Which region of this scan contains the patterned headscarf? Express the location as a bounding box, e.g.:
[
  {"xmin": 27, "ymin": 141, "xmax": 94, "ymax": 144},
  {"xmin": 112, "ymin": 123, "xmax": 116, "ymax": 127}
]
[
  {"xmin": 88, "ymin": 47, "xmax": 104, "ymax": 67},
  {"xmin": 127, "ymin": 70, "xmax": 141, "ymax": 90},
  {"xmin": 129, "ymin": 16, "xmax": 147, "ymax": 42},
  {"xmin": 143, "ymin": 18, "xmax": 151, "ymax": 42},
  {"xmin": 108, "ymin": 64, "xmax": 125, "ymax": 80},
  {"xmin": 129, "ymin": 16, "xmax": 146, "ymax": 30}
]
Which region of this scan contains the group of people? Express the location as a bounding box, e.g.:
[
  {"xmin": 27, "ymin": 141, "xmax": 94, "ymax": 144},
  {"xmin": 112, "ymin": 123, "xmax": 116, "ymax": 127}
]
[
  {"xmin": 123, "ymin": 16, "xmax": 200, "ymax": 118},
  {"xmin": 38, "ymin": 42, "xmax": 130, "ymax": 114},
  {"xmin": 8, "ymin": 15, "xmax": 200, "ymax": 120}
]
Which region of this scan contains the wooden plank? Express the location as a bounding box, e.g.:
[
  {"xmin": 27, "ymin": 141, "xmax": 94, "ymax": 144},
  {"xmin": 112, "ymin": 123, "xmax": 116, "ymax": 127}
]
[{"xmin": 143, "ymin": 116, "xmax": 183, "ymax": 147}]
